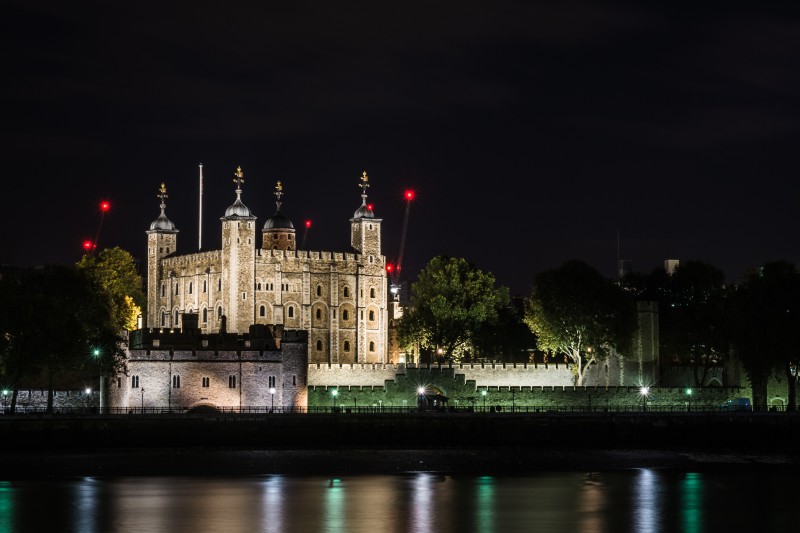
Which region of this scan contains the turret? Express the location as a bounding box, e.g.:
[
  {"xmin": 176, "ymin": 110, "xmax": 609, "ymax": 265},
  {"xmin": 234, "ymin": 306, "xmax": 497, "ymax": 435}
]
[
  {"xmin": 262, "ymin": 180, "xmax": 296, "ymax": 251},
  {"xmin": 220, "ymin": 166, "xmax": 257, "ymax": 334},
  {"xmin": 146, "ymin": 182, "xmax": 178, "ymax": 329}
]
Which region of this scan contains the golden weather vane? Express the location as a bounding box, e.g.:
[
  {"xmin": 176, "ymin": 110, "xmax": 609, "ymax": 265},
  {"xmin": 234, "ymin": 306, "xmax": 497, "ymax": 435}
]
[
  {"xmin": 233, "ymin": 166, "xmax": 245, "ymax": 188},
  {"xmin": 275, "ymin": 180, "xmax": 284, "ymax": 205},
  {"xmin": 359, "ymin": 170, "xmax": 369, "ymax": 194},
  {"xmin": 158, "ymin": 182, "xmax": 168, "ymax": 201}
]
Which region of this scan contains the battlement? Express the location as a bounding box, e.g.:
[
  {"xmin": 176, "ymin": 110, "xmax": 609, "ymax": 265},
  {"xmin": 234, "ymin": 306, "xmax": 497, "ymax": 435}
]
[
  {"xmin": 256, "ymin": 249, "xmax": 361, "ymax": 263},
  {"xmin": 161, "ymin": 250, "xmax": 222, "ymax": 268}
]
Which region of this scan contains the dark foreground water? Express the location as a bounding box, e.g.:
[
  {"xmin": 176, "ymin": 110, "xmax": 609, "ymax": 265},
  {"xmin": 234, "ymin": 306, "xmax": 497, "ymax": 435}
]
[{"xmin": 0, "ymin": 469, "xmax": 794, "ymax": 533}]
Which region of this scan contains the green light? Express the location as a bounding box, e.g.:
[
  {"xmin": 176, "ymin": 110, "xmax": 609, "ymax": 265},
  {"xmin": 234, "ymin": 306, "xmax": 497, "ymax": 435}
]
[
  {"xmin": 331, "ymin": 389, "xmax": 338, "ymax": 396},
  {"xmin": 93, "ymin": 349, "xmax": 101, "ymax": 357},
  {"xmin": 685, "ymin": 388, "xmax": 693, "ymax": 396},
  {"xmin": 1, "ymin": 390, "xmax": 7, "ymax": 397},
  {"xmin": 481, "ymin": 390, "xmax": 487, "ymax": 396}
]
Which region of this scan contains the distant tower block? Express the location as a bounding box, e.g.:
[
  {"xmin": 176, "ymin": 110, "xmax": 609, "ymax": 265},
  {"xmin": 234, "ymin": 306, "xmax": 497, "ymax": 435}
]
[
  {"xmin": 664, "ymin": 259, "xmax": 680, "ymax": 276},
  {"xmin": 617, "ymin": 259, "xmax": 633, "ymax": 279}
]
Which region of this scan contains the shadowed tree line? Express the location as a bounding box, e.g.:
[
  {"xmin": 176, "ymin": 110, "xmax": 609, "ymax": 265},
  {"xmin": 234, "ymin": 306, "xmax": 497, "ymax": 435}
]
[
  {"xmin": 0, "ymin": 247, "xmax": 143, "ymax": 413},
  {"xmin": 399, "ymin": 256, "xmax": 800, "ymax": 411}
]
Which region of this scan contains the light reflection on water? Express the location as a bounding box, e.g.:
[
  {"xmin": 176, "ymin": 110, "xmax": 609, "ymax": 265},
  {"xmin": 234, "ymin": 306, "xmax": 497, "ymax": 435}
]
[{"xmin": 1, "ymin": 469, "xmax": 796, "ymax": 532}]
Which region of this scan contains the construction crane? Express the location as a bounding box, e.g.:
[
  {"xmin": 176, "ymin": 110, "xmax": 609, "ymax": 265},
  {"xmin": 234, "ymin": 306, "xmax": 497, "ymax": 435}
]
[{"xmin": 388, "ymin": 188, "xmax": 415, "ymax": 290}]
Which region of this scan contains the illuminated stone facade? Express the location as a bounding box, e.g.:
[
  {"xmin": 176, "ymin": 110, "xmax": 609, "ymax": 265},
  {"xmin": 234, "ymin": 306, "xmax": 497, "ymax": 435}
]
[{"xmin": 145, "ymin": 170, "xmax": 389, "ymax": 365}]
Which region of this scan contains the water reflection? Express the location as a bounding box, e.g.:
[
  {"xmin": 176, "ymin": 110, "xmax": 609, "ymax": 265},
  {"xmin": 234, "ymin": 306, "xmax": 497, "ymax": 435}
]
[{"xmin": 1, "ymin": 469, "xmax": 798, "ymax": 532}]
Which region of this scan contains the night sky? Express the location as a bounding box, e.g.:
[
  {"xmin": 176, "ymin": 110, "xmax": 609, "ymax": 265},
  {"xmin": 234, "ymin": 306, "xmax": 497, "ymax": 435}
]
[{"xmin": 3, "ymin": 2, "xmax": 799, "ymax": 296}]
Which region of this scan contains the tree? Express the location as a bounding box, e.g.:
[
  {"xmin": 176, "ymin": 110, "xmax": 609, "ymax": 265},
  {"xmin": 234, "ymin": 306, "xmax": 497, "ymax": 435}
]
[
  {"xmin": 398, "ymin": 256, "xmax": 509, "ymax": 362},
  {"xmin": 76, "ymin": 247, "xmax": 144, "ymax": 331},
  {"xmin": 731, "ymin": 261, "xmax": 800, "ymax": 411},
  {"xmin": 525, "ymin": 260, "xmax": 636, "ymax": 386},
  {"xmin": 0, "ymin": 265, "xmax": 125, "ymax": 413}
]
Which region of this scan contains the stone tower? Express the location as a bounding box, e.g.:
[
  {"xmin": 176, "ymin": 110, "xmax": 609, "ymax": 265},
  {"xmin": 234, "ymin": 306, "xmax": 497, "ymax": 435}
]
[
  {"xmin": 221, "ymin": 166, "xmax": 257, "ymax": 334},
  {"xmin": 146, "ymin": 182, "xmax": 178, "ymax": 329},
  {"xmin": 349, "ymin": 171, "xmax": 387, "ymax": 363}
]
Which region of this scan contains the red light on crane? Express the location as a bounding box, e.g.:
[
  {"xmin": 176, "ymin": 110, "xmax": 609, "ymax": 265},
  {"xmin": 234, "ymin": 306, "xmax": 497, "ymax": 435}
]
[
  {"xmin": 99, "ymin": 201, "xmax": 111, "ymax": 212},
  {"xmin": 83, "ymin": 240, "xmax": 94, "ymax": 251},
  {"xmin": 367, "ymin": 203, "xmax": 374, "ymax": 211},
  {"xmin": 305, "ymin": 220, "xmax": 312, "ymax": 228},
  {"xmin": 386, "ymin": 263, "xmax": 394, "ymax": 273},
  {"xmin": 404, "ymin": 189, "xmax": 415, "ymax": 201}
]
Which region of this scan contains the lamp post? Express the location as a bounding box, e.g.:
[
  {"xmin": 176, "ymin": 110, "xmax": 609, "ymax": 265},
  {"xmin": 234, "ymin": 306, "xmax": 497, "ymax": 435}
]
[
  {"xmin": 639, "ymin": 386, "xmax": 650, "ymax": 412},
  {"xmin": 85, "ymin": 387, "xmax": 92, "ymax": 413},
  {"xmin": 1, "ymin": 389, "xmax": 8, "ymax": 414},
  {"xmin": 481, "ymin": 389, "xmax": 487, "ymax": 412},
  {"xmin": 269, "ymin": 387, "xmax": 276, "ymax": 412},
  {"xmin": 141, "ymin": 388, "xmax": 145, "ymax": 413},
  {"xmin": 417, "ymin": 386, "xmax": 426, "ymax": 411},
  {"xmin": 685, "ymin": 388, "xmax": 693, "ymax": 412},
  {"xmin": 331, "ymin": 388, "xmax": 338, "ymax": 412}
]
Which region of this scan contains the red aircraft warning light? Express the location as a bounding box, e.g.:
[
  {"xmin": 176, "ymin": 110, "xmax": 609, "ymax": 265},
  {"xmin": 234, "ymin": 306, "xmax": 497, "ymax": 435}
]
[
  {"xmin": 83, "ymin": 240, "xmax": 95, "ymax": 251},
  {"xmin": 386, "ymin": 263, "xmax": 394, "ymax": 273},
  {"xmin": 404, "ymin": 189, "xmax": 415, "ymax": 201},
  {"xmin": 305, "ymin": 220, "xmax": 312, "ymax": 228},
  {"xmin": 367, "ymin": 203, "xmax": 374, "ymax": 211},
  {"xmin": 99, "ymin": 200, "xmax": 111, "ymax": 212}
]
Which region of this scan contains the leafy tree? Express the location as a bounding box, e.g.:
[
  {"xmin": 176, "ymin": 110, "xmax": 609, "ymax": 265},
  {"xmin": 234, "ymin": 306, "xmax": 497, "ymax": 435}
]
[
  {"xmin": 731, "ymin": 261, "xmax": 800, "ymax": 411},
  {"xmin": 470, "ymin": 298, "xmax": 537, "ymax": 363},
  {"xmin": 525, "ymin": 260, "xmax": 636, "ymax": 386},
  {"xmin": 0, "ymin": 265, "xmax": 125, "ymax": 413},
  {"xmin": 77, "ymin": 247, "xmax": 144, "ymax": 331},
  {"xmin": 398, "ymin": 256, "xmax": 509, "ymax": 363}
]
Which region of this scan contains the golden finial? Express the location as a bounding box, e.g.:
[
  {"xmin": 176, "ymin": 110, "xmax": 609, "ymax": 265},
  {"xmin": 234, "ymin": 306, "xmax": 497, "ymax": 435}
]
[
  {"xmin": 276, "ymin": 180, "xmax": 283, "ymax": 192},
  {"xmin": 359, "ymin": 170, "xmax": 370, "ymax": 195},
  {"xmin": 158, "ymin": 182, "xmax": 168, "ymax": 200},
  {"xmin": 233, "ymin": 166, "xmax": 245, "ymax": 188}
]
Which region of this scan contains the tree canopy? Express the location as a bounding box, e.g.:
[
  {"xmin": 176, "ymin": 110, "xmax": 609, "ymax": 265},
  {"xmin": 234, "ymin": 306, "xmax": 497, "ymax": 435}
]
[
  {"xmin": 525, "ymin": 260, "xmax": 636, "ymax": 385},
  {"xmin": 76, "ymin": 247, "xmax": 144, "ymax": 331},
  {"xmin": 398, "ymin": 256, "xmax": 509, "ymax": 362}
]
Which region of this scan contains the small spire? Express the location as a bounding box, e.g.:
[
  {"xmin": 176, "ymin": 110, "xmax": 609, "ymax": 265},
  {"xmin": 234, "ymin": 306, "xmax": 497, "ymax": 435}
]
[
  {"xmin": 233, "ymin": 166, "xmax": 245, "ymax": 192},
  {"xmin": 274, "ymin": 180, "xmax": 284, "ymax": 211},
  {"xmin": 158, "ymin": 182, "xmax": 168, "ymax": 210},
  {"xmin": 359, "ymin": 170, "xmax": 369, "ymax": 205}
]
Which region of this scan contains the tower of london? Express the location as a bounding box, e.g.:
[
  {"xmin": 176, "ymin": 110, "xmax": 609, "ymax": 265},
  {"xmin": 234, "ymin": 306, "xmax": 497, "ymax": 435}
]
[{"xmin": 145, "ymin": 168, "xmax": 389, "ymax": 365}]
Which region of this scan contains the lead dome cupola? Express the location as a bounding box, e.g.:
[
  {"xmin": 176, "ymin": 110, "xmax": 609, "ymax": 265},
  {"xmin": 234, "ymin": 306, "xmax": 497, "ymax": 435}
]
[
  {"xmin": 148, "ymin": 182, "xmax": 178, "ymax": 232},
  {"xmin": 223, "ymin": 166, "xmax": 253, "ymax": 218}
]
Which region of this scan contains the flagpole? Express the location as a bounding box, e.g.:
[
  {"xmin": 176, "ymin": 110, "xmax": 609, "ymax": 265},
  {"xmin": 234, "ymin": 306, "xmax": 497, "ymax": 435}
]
[{"xmin": 199, "ymin": 163, "xmax": 203, "ymax": 251}]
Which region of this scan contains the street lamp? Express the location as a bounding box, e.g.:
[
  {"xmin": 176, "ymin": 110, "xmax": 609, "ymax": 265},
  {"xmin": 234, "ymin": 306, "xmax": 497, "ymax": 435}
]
[
  {"xmin": 481, "ymin": 389, "xmax": 487, "ymax": 412},
  {"xmin": 639, "ymin": 386, "xmax": 650, "ymax": 412},
  {"xmin": 1, "ymin": 389, "xmax": 8, "ymax": 414},
  {"xmin": 269, "ymin": 387, "xmax": 276, "ymax": 412},
  {"xmin": 331, "ymin": 388, "xmax": 338, "ymax": 412},
  {"xmin": 685, "ymin": 388, "xmax": 693, "ymax": 411},
  {"xmin": 141, "ymin": 388, "xmax": 145, "ymax": 413},
  {"xmin": 417, "ymin": 386, "xmax": 426, "ymax": 410},
  {"xmin": 85, "ymin": 388, "xmax": 92, "ymax": 413}
]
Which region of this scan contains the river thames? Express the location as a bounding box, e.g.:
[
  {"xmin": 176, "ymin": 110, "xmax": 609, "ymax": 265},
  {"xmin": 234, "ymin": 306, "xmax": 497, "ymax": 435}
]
[{"xmin": 0, "ymin": 468, "xmax": 794, "ymax": 532}]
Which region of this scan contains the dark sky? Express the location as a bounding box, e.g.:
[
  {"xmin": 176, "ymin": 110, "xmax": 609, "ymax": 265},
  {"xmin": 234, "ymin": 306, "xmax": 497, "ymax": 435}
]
[{"xmin": 2, "ymin": 1, "xmax": 799, "ymax": 295}]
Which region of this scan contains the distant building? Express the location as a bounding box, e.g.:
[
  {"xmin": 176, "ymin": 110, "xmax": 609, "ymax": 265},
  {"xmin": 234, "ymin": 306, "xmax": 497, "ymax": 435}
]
[{"xmin": 664, "ymin": 259, "xmax": 680, "ymax": 276}]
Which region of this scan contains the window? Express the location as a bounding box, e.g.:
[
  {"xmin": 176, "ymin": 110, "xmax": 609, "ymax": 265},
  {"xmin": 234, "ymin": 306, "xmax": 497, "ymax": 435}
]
[
  {"xmin": 161, "ymin": 285, "xmax": 165, "ymax": 297},
  {"xmin": 189, "ymin": 282, "xmax": 193, "ymax": 295},
  {"xmin": 342, "ymin": 310, "xmax": 349, "ymax": 321},
  {"xmin": 316, "ymin": 339, "xmax": 323, "ymax": 351},
  {"xmin": 259, "ymin": 305, "xmax": 266, "ymax": 317},
  {"xmin": 333, "ymin": 309, "xmax": 336, "ymax": 318},
  {"xmin": 131, "ymin": 375, "xmax": 139, "ymax": 388},
  {"xmin": 202, "ymin": 308, "xmax": 208, "ymax": 323},
  {"xmin": 203, "ymin": 280, "xmax": 207, "ymax": 293},
  {"xmin": 218, "ymin": 279, "xmax": 222, "ymax": 291},
  {"xmin": 369, "ymin": 341, "xmax": 375, "ymax": 352},
  {"xmin": 242, "ymin": 292, "xmax": 246, "ymax": 300},
  {"xmin": 217, "ymin": 306, "xmax": 222, "ymax": 319},
  {"xmin": 229, "ymin": 375, "xmax": 236, "ymax": 388},
  {"xmin": 273, "ymin": 234, "xmax": 278, "ymax": 240},
  {"xmin": 174, "ymin": 310, "xmax": 179, "ymax": 325},
  {"xmin": 172, "ymin": 375, "xmax": 180, "ymax": 388},
  {"xmin": 268, "ymin": 376, "xmax": 276, "ymax": 388},
  {"xmin": 369, "ymin": 255, "xmax": 374, "ymax": 263},
  {"xmin": 343, "ymin": 287, "xmax": 350, "ymax": 298},
  {"xmin": 117, "ymin": 378, "xmax": 121, "ymax": 388},
  {"xmin": 369, "ymin": 310, "xmax": 375, "ymax": 321},
  {"xmin": 343, "ymin": 341, "xmax": 350, "ymax": 352},
  {"xmin": 316, "ymin": 308, "xmax": 322, "ymax": 320},
  {"xmin": 160, "ymin": 311, "xmax": 166, "ymax": 327},
  {"xmin": 316, "ymin": 285, "xmax": 322, "ymax": 296},
  {"xmin": 175, "ymin": 284, "xmax": 179, "ymax": 295},
  {"xmin": 288, "ymin": 306, "xmax": 294, "ymax": 318},
  {"xmin": 202, "ymin": 377, "xmax": 209, "ymax": 388},
  {"xmin": 293, "ymin": 375, "xmax": 296, "ymax": 386},
  {"xmin": 257, "ymin": 282, "xmax": 262, "ymax": 291},
  {"xmin": 370, "ymin": 288, "xmax": 375, "ymax": 298},
  {"xmin": 166, "ymin": 247, "xmax": 170, "ymax": 253}
]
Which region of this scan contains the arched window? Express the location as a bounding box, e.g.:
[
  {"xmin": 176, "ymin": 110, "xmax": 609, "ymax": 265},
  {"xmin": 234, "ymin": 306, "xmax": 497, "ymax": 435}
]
[
  {"xmin": 259, "ymin": 305, "xmax": 266, "ymax": 317},
  {"xmin": 316, "ymin": 285, "xmax": 322, "ymax": 296},
  {"xmin": 202, "ymin": 308, "xmax": 208, "ymax": 323},
  {"xmin": 161, "ymin": 285, "xmax": 165, "ymax": 297},
  {"xmin": 257, "ymin": 282, "xmax": 262, "ymax": 291},
  {"xmin": 316, "ymin": 340, "xmax": 323, "ymax": 351},
  {"xmin": 369, "ymin": 310, "xmax": 375, "ymax": 321},
  {"xmin": 175, "ymin": 284, "xmax": 179, "ymax": 296},
  {"xmin": 343, "ymin": 341, "xmax": 350, "ymax": 352},
  {"xmin": 316, "ymin": 308, "xmax": 322, "ymax": 320},
  {"xmin": 160, "ymin": 311, "xmax": 166, "ymax": 327},
  {"xmin": 288, "ymin": 306, "xmax": 294, "ymax": 318},
  {"xmin": 342, "ymin": 310, "xmax": 349, "ymax": 321},
  {"xmin": 369, "ymin": 341, "xmax": 375, "ymax": 352},
  {"xmin": 343, "ymin": 286, "xmax": 350, "ymax": 298},
  {"xmin": 370, "ymin": 287, "xmax": 375, "ymax": 298},
  {"xmin": 174, "ymin": 310, "xmax": 179, "ymax": 325},
  {"xmin": 217, "ymin": 306, "xmax": 222, "ymax": 319}
]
